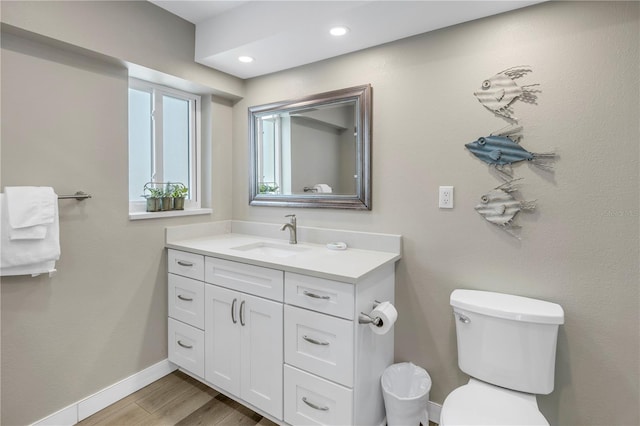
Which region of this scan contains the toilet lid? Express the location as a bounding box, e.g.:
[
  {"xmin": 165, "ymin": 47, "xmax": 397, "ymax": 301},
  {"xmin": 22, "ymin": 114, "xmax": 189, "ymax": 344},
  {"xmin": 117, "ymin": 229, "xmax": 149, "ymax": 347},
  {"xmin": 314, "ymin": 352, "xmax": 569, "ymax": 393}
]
[{"xmin": 441, "ymin": 380, "xmax": 549, "ymax": 426}]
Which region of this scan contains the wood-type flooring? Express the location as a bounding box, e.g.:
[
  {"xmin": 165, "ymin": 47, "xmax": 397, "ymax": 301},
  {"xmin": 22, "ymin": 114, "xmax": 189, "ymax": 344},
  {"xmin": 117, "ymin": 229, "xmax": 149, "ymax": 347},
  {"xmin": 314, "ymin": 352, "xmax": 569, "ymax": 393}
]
[{"xmin": 77, "ymin": 370, "xmax": 278, "ymax": 426}]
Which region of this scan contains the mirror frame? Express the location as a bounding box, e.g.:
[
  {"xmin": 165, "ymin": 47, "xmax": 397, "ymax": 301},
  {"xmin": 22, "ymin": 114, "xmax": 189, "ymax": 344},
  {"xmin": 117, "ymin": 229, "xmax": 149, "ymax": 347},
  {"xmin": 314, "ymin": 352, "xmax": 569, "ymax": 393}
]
[{"xmin": 249, "ymin": 84, "xmax": 372, "ymax": 210}]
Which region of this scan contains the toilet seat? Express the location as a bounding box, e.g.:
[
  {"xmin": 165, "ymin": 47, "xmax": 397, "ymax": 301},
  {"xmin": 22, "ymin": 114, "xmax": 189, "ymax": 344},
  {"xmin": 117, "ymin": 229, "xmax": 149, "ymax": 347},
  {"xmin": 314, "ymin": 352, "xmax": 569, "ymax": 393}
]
[{"xmin": 440, "ymin": 378, "xmax": 549, "ymax": 426}]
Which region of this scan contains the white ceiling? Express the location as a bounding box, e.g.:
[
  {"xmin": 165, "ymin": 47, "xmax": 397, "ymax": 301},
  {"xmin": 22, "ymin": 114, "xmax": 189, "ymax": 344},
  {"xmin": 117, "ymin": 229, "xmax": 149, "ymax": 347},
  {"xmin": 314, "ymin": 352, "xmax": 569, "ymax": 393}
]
[{"xmin": 150, "ymin": 1, "xmax": 542, "ymax": 79}]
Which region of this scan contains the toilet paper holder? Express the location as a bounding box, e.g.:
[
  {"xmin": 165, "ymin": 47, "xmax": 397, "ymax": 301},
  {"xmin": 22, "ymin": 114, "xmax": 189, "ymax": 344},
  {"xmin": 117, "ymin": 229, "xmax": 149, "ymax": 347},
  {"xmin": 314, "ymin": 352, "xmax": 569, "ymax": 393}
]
[{"xmin": 358, "ymin": 300, "xmax": 383, "ymax": 327}]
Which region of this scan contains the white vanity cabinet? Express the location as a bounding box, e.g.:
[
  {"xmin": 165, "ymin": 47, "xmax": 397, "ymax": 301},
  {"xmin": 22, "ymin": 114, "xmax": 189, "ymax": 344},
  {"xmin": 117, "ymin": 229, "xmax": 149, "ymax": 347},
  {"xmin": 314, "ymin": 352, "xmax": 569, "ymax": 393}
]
[
  {"xmin": 167, "ymin": 232, "xmax": 398, "ymax": 426},
  {"xmin": 167, "ymin": 250, "xmax": 284, "ymax": 420},
  {"xmin": 282, "ymin": 268, "xmax": 394, "ymax": 426},
  {"xmin": 167, "ymin": 250, "xmax": 206, "ymax": 378},
  {"xmin": 204, "ymin": 258, "xmax": 284, "ymax": 419}
]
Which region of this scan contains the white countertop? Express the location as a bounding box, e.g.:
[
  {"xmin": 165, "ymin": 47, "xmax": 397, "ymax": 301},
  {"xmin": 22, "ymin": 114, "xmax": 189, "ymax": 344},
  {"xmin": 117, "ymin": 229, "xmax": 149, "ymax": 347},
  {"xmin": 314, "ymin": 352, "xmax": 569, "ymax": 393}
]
[{"xmin": 166, "ymin": 233, "xmax": 401, "ymax": 283}]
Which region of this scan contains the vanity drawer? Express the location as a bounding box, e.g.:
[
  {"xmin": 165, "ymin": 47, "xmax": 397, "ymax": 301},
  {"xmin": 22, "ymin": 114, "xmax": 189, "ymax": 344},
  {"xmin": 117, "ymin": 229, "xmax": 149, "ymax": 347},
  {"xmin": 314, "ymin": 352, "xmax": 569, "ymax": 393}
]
[
  {"xmin": 168, "ymin": 318, "xmax": 204, "ymax": 378},
  {"xmin": 205, "ymin": 257, "xmax": 284, "ymax": 302},
  {"xmin": 285, "ymin": 305, "xmax": 354, "ymax": 387},
  {"xmin": 284, "ymin": 365, "xmax": 353, "ymax": 426},
  {"xmin": 169, "ymin": 274, "xmax": 204, "ymax": 329},
  {"xmin": 285, "ymin": 273, "xmax": 354, "ymax": 320},
  {"xmin": 168, "ymin": 250, "xmax": 205, "ymax": 281}
]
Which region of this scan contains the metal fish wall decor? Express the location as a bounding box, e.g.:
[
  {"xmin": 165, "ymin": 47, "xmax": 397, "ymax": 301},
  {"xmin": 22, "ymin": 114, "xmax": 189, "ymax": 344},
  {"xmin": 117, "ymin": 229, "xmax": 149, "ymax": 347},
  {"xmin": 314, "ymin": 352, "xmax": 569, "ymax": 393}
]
[
  {"xmin": 467, "ymin": 65, "xmax": 552, "ymax": 239},
  {"xmin": 475, "ymin": 179, "xmax": 536, "ymax": 239},
  {"xmin": 465, "ymin": 134, "xmax": 555, "ymax": 176},
  {"xmin": 473, "ymin": 66, "xmax": 540, "ymax": 121}
]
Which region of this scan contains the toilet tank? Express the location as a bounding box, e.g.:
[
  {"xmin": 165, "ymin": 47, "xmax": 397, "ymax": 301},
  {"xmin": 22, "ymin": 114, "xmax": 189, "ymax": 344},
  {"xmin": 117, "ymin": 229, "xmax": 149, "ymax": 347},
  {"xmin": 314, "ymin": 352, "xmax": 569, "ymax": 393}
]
[{"xmin": 450, "ymin": 289, "xmax": 564, "ymax": 395}]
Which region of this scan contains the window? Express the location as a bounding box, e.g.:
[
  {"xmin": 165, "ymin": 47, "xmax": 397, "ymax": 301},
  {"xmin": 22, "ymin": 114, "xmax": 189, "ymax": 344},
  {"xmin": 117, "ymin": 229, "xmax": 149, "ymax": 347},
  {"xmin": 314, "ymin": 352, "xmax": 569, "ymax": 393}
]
[{"xmin": 128, "ymin": 79, "xmax": 202, "ymax": 215}]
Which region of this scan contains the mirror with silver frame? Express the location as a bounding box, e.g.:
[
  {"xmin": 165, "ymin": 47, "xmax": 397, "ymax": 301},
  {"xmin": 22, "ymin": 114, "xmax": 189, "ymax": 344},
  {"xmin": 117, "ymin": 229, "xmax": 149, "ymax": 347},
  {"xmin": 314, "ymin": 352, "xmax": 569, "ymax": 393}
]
[{"xmin": 249, "ymin": 84, "xmax": 371, "ymax": 210}]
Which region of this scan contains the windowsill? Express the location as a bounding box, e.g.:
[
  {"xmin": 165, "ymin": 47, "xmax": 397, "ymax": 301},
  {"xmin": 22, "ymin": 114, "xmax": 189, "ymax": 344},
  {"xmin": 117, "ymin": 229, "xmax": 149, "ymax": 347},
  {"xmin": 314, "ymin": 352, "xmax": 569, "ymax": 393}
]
[{"xmin": 129, "ymin": 208, "xmax": 212, "ymax": 221}]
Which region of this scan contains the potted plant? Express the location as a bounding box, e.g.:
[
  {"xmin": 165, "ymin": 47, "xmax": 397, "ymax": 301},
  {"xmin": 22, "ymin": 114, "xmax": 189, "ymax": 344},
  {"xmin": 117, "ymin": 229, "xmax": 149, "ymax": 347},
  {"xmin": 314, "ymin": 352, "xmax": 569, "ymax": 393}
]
[
  {"xmin": 159, "ymin": 183, "xmax": 174, "ymax": 211},
  {"xmin": 142, "ymin": 184, "xmax": 163, "ymax": 212},
  {"xmin": 258, "ymin": 182, "xmax": 279, "ymax": 194},
  {"xmin": 170, "ymin": 183, "xmax": 188, "ymax": 210}
]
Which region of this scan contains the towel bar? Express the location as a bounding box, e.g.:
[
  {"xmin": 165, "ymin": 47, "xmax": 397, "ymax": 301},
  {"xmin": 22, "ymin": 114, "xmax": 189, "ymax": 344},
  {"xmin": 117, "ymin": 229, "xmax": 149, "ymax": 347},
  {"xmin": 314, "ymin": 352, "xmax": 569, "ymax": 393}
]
[{"xmin": 58, "ymin": 191, "xmax": 92, "ymax": 201}]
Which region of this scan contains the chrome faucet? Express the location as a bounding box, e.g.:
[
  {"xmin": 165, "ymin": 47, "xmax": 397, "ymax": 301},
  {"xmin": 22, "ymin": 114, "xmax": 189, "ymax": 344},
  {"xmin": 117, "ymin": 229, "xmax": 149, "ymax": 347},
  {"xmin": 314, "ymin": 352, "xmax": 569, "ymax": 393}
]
[{"xmin": 280, "ymin": 214, "xmax": 297, "ymax": 244}]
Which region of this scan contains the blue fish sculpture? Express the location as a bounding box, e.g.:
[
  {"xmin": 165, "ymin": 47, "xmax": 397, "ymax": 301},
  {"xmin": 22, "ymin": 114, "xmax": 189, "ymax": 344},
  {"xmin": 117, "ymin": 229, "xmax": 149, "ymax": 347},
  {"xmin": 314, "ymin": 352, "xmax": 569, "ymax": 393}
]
[{"xmin": 465, "ymin": 135, "xmax": 555, "ymax": 175}]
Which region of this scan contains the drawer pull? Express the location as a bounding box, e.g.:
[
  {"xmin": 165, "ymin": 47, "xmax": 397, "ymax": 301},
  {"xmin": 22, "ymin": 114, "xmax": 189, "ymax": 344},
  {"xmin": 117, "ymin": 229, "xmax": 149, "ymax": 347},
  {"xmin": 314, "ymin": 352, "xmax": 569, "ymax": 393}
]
[
  {"xmin": 302, "ymin": 397, "xmax": 329, "ymax": 411},
  {"xmin": 177, "ymin": 260, "xmax": 194, "ymax": 267},
  {"xmin": 231, "ymin": 298, "xmax": 238, "ymax": 324},
  {"xmin": 177, "ymin": 340, "xmax": 193, "ymax": 349},
  {"xmin": 303, "ymin": 290, "xmax": 330, "ymax": 300},
  {"xmin": 177, "ymin": 294, "xmax": 193, "ymax": 301},
  {"xmin": 303, "ymin": 335, "xmax": 330, "ymax": 346},
  {"xmin": 240, "ymin": 300, "xmax": 246, "ymax": 326}
]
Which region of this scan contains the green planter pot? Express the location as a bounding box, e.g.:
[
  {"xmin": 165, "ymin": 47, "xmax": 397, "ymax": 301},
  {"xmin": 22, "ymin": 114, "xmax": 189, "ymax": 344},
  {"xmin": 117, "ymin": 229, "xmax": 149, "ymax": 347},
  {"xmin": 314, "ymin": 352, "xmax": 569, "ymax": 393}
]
[
  {"xmin": 173, "ymin": 197, "xmax": 185, "ymax": 210},
  {"xmin": 146, "ymin": 198, "xmax": 161, "ymax": 212},
  {"xmin": 160, "ymin": 197, "xmax": 173, "ymax": 211}
]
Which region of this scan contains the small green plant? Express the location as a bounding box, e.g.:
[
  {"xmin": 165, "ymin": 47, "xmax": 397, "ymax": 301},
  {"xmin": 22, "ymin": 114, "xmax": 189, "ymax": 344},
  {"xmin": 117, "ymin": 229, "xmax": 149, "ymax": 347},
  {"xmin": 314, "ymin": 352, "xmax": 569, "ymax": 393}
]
[
  {"xmin": 258, "ymin": 183, "xmax": 279, "ymax": 194},
  {"xmin": 169, "ymin": 183, "xmax": 188, "ymax": 198},
  {"xmin": 142, "ymin": 183, "xmax": 164, "ymax": 212},
  {"xmin": 142, "ymin": 182, "xmax": 188, "ymax": 211},
  {"xmin": 143, "ymin": 185, "xmax": 163, "ymax": 198}
]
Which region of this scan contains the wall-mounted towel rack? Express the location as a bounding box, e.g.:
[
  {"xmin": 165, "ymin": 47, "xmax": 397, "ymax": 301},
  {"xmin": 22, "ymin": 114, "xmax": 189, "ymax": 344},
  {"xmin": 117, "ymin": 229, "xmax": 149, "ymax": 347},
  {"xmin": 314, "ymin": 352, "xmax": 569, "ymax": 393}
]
[{"xmin": 58, "ymin": 191, "xmax": 92, "ymax": 201}]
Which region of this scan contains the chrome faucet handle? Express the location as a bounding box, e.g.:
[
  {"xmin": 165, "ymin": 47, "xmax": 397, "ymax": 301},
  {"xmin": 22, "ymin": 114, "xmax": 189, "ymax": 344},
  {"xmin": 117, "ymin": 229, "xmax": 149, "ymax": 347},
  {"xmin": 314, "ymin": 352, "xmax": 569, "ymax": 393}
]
[{"xmin": 285, "ymin": 214, "xmax": 296, "ymax": 224}]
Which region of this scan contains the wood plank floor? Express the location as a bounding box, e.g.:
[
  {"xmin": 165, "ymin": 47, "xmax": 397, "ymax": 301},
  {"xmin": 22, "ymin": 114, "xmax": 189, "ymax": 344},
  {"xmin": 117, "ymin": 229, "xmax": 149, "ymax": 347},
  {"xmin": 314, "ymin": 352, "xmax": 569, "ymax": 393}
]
[
  {"xmin": 79, "ymin": 370, "xmax": 438, "ymax": 426},
  {"xmin": 78, "ymin": 370, "xmax": 278, "ymax": 426}
]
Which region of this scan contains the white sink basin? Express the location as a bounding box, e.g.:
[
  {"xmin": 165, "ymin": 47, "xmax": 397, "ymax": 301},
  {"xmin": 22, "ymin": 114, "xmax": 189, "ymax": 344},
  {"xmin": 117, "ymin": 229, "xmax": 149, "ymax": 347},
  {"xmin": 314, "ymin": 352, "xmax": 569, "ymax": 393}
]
[{"xmin": 231, "ymin": 241, "xmax": 309, "ymax": 258}]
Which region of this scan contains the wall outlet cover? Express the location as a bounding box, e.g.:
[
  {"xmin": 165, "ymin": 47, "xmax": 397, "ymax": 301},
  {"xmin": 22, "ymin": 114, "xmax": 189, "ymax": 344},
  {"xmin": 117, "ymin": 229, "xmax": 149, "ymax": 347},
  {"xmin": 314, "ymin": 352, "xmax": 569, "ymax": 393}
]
[{"xmin": 439, "ymin": 186, "xmax": 454, "ymax": 208}]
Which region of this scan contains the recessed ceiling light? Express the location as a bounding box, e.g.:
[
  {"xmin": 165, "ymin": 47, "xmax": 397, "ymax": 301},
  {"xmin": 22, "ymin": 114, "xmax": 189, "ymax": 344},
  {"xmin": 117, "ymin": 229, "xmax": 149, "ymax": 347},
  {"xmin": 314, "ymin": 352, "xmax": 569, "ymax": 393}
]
[
  {"xmin": 238, "ymin": 56, "xmax": 254, "ymax": 63},
  {"xmin": 329, "ymin": 26, "xmax": 350, "ymax": 37}
]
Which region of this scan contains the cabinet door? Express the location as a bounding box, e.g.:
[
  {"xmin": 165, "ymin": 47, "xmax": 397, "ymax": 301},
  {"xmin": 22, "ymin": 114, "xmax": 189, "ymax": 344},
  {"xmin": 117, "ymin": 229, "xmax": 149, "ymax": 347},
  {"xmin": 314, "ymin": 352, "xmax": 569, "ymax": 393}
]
[
  {"xmin": 284, "ymin": 365, "xmax": 353, "ymax": 426},
  {"xmin": 168, "ymin": 274, "xmax": 204, "ymax": 329},
  {"xmin": 240, "ymin": 293, "xmax": 284, "ymax": 420},
  {"xmin": 168, "ymin": 250, "xmax": 204, "ymax": 281},
  {"xmin": 168, "ymin": 318, "xmax": 204, "ymax": 378},
  {"xmin": 284, "ymin": 305, "xmax": 354, "ymax": 387},
  {"xmin": 205, "ymin": 285, "xmax": 241, "ymax": 397}
]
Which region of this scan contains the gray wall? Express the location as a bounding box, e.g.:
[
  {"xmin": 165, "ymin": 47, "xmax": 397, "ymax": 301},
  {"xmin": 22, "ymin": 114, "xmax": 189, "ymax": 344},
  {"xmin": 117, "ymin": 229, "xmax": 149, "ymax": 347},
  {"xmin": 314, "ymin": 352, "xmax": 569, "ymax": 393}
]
[
  {"xmin": 234, "ymin": 2, "xmax": 639, "ymax": 425},
  {"xmin": 1, "ymin": 1, "xmax": 638, "ymax": 426},
  {"xmin": 0, "ymin": 0, "xmax": 243, "ymax": 99},
  {"xmin": 0, "ymin": 2, "xmax": 237, "ymax": 425},
  {"xmin": 290, "ymin": 120, "xmax": 341, "ymax": 193}
]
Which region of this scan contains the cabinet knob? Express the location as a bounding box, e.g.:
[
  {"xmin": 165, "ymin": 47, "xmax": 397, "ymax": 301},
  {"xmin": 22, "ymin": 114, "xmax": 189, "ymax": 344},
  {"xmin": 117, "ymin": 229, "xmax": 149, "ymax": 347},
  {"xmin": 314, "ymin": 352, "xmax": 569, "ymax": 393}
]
[
  {"xmin": 177, "ymin": 260, "xmax": 194, "ymax": 267},
  {"xmin": 177, "ymin": 294, "xmax": 193, "ymax": 301}
]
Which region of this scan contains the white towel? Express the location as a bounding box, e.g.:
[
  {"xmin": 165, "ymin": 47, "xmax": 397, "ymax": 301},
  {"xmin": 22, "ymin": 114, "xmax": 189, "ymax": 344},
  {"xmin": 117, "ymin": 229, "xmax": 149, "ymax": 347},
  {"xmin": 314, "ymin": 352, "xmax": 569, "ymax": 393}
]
[
  {"xmin": 0, "ymin": 193, "xmax": 60, "ymax": 274},
  {"xmin": 5, "ymin": 186, "xmax": 56, "ymax": 240},
  {"xmin": 0, "ymin": 261, "xmax": 57, "ymax": 277},
  {"xmin": 9, "ymin": 224, "xmax": 48, "ymax": 240},
  {"xmin": 5, "ymin": 186, "xmax": 56, "ymax": 228},
  {"xmin": 313, "ymin": 183, "xmax": 333, "ymax": 193}
]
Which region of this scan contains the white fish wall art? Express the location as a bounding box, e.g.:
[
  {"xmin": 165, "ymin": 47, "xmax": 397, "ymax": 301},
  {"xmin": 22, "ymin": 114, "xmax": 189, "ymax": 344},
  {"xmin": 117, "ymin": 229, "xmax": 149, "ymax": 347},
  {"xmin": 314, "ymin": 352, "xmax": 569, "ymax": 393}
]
[
  {"xmin": 474, "ymin": 66, "xmax": 540, "ymax": 121},
  {"xmin": 475, "ymin": 179, "xmax": 536, "ymax": 239}
]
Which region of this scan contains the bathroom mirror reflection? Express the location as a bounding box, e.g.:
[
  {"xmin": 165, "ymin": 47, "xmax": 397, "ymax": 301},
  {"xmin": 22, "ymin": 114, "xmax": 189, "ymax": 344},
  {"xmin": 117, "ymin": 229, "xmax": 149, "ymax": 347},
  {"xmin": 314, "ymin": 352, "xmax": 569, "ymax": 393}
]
[{"xmin": 249, "ymin": 84, "xmax": 371, "ymax": 210}]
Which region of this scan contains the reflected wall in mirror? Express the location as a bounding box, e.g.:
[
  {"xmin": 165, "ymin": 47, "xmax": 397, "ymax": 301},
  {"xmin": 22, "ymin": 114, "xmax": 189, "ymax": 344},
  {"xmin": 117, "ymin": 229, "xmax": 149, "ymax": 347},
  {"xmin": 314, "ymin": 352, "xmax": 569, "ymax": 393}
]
[{"xmin": 249, "ymin": 85, "xmax": 371, "ymax": 210}]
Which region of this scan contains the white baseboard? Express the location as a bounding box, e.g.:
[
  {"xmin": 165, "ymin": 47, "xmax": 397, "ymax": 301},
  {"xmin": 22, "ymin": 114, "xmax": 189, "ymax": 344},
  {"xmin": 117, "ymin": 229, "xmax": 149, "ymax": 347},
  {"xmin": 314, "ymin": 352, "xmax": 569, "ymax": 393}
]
[
  {"xmin": 32, "ymin": 359, "xmax": 177, "ymax": 426},
  {"xmin": 31, "ymin": 358, "xmax": 439, "ymax": 426},
  {"xmin": 428, "ymin": 400, "xmax": 442, "ymax": 424}
]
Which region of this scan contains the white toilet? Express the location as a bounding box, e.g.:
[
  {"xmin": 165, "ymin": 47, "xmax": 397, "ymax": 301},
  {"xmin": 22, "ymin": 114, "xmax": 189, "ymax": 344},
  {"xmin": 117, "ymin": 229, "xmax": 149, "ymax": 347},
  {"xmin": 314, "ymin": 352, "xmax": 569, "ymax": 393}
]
[{"xmin": 440, "ymin": 289, "xmax": 564, "ymax": 426}]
